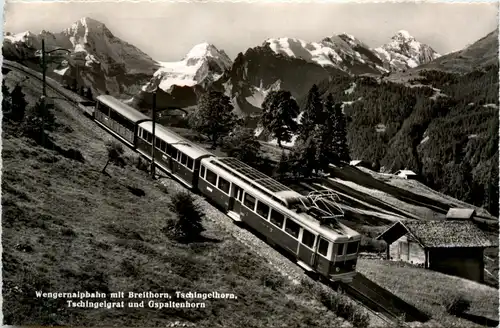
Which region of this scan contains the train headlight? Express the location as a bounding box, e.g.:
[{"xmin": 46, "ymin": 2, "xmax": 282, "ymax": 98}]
[{"xmin": 335, "ymin": 267, "xmax": 340, "ymax": 272}]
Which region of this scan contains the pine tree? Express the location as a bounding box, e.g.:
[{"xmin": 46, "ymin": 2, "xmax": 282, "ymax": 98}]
[
  {"xmin": 191, "ymin": 91, "xmax": 240, "ymax": 149},
  {"xmin": 10, "ymin": 85, "xmax": 27, "ymax": 122},
  {"xmin": 298, "ymin": 84, "xmax": 323, "ymax": 142},
  {"xmin": 293, "ymin": 135, "xmax": 320, "ymax": 178},
  {"xmin": 322, "ymin": 95, "xmax": 351, "ymax": 166},
  {"xmin": 167, "ymin": 191, "xmax": 205, "ymax": 242},
  {"xmin": 222, "ymin": 128, "xmax": 262, "ymax": 167},
  {"xmin": 261, "ymin": 90, "xmax": 300, "ymax": 147}
]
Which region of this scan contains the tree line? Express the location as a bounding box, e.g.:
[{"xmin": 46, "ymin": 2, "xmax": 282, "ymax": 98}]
[{"xmin": 189, "ymin": 85, "xmax": 351, "ymax": 180}]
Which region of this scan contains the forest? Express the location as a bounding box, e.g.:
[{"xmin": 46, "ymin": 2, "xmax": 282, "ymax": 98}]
[{"xmin": 314, "ymin": 66, "xmax": 499, "ymax": 216}]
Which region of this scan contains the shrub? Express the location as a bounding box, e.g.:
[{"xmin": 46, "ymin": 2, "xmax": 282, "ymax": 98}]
[
  {"xmin": 166, "ymin": 191, "xmax": 205, "ymax": 242},
  {"xmin": 102, "ymin": 140, "xmax": 126, "ymax": 175},
  {"xmin": 260, "ymin": 271, "xmax": 286, "ymax": 291},
  {"xmin": 443, "ymin": 294, "xmax": 471, "ymax": 316},
  {"xmin": 134, "ymin": 155, "xmax": 150, "ymax": 173},
  {"xmin": 315, "ymin": 285, "xmax": 369, "ymax": 328}
]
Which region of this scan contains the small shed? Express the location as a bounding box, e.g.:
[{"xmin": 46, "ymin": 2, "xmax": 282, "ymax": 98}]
[
  {"xmin": 376, "ymin": 220, "xmax": 494, "ymax": 283},
  {"xmin": 350, "ymin": 160, "xmax": 372, "ymax": 169},
  {"xmin": 395, "ymin": 169, "xmax": 418, "ymax": 180},
  {"xmin": 446, "ymin": 208, "xmax": 476, "ymax": 220}
]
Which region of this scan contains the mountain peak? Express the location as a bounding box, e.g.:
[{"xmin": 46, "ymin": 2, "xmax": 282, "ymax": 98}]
[
  {"xmin": 185, "ymin": 42, "xmax": 219, "ymax": 59},
  {"xmin": 391, "ymin": 30, "xmax": 416, "ymax": 43}
]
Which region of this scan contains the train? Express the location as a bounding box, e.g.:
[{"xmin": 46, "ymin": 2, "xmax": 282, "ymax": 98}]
[{"xmin": 83, "ymin": 94, "xmax": 361, "ymax": 283}]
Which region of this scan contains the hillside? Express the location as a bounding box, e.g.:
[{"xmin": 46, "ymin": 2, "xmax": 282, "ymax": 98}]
[
  {"xmin": 2, "ymin": 64, "xmax": 363, "ymax": 327},
  {"xmin": 358, "ymin": 259, "xmax": 499, "ymax": 327},
  {"xmin": 417, "ymin": 29, "xmax": 498, "ymax": 74},
  {"xmin": 313, "ymin": 56, "xmax": 499, "ymax": 217}
]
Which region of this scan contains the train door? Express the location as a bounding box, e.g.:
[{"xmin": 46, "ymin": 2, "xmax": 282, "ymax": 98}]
[
  {"xmin": 228, "ymin": 184, "xmax": 243, "ymax": 220},
  {"xmin": 313, "ymin": 237, "xmax": 331, "ymax": 276}
]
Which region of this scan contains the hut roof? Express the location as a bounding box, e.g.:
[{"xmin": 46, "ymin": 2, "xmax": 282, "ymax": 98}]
[
  {"xmin": 395, "ymin": 170, "xmax": 417, "ymax": 176},
  {"xmin": 376, "ymin": 220, "xmax": 495, "ymax": 248},
  {"xmin": 446, "ymin": 208, "xmax": 476, "ymax": 220}
]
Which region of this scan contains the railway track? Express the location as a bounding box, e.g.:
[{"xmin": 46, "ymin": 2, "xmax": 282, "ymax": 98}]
[
  {"xmin": 4, "ymin": 60, "xmax": 416, "ymax": 327},
  {"xmin": 300, "ymin": 181, "xmax": 430, "ymax": 327}
]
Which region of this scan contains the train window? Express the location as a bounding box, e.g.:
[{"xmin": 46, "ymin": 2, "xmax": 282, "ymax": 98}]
[
  {"xmin": 138, "ymin": 127, "xmax": 142, "ymax": 137},
  {"xmin": 168, "ymin": 145, "xmax": 177, "ymax": 159},
  {"xmin": 99, "ymin": 103, "xmax": 110, "ymax": 115},
  {"xmin": 218, "ymin": 177, "xmax": 230, "ymax": 194},
  {"xmin": 147, "ymin": 132, "xmax": 153, "ymax": 144},
  {"xmin": 155, "ymin": 137, "xmax": 161, "ymax": 148},
  {"xmin": 269, "ymin": 210, "xmax": 284, "ymax": 229},
  {"xmin": 160, "ymin": 140, "xmax": 167, "ymax": 153},
  {"xmin": 180, "ymin": 153, "xmax": 188, "ymax": 166},
  {"xmin": 318, "ymin": 238, "xmax": 329, "ymax": 257},
  {"xmin": 336, "ymin": 243, "xmax": 344, "ymax": 256},
  {"xmin": 347, "ymin": 241, "xmax": 359, "ymax": 254},
  {"xmin": 243, "ymin": 193, "xmax": 256, "ymax": 211},
  {"xmin": 302, "ymin": 229, "xmax": 315, "ymax": 248},
  {"xmin": 205, "ymin": 169, "xmax": 217, "ymax": 185},
  {"xmin": 187, "ymin": 158, "xmax": 194, "ymax": 170},
  {"xmin": 109, "ymin": 109, "xmax": 120, "ymax": 122},
  {"xmin": 285, "ymin": 219, "xmax": 300, "ymax": 239},
  {"xmin": 141, "ymin": 129, "xmax": 147, "ymax": 140},
  {"xmin": 200, "ymin": 165, "xmax": 206, "ymax": 178},
  {"xmin": 256, "ymin": 201, "xmax": 270, "ymax": 219}
]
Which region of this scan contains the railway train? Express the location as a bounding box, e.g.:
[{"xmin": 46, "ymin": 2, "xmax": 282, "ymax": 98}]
[{"xmin": 84, "ymin": 94, "xmax": 361, "ymax": 283}]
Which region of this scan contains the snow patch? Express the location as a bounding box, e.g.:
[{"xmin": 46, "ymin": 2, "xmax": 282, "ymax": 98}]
[
  {"xmin": 375, "ymin": 124, "xmax": 386, "ymax": 133},
  {"xmin": 269, "ymin": 134, "xmax": 298, "ymax": 148},
  {"xmin": 4, "ymin": 31, "xmax": 33, "ymax": 43},
  {"xmin": 53, "ymin": 66, "xmax": 69, "ymax": 76},
  {"xmin": 344, "ymin": 82, "xmax": 356, "ymax": 95},
  {"xmin": 420, "ymin": 136, "xmax": 429, "ymax": 144},
  {"xmin": 265, "ymin": 37, "xmax": 342, "ymax": 67},
  {"xmin": 245, "ymin": 80, "xmax": 281, "ymax": 108}
]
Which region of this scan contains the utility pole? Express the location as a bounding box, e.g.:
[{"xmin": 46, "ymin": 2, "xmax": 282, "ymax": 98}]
[
  {"xmin": 151, "ymin": 89, "xmax": 157, "ymax": 179},
  {"xmin": 41, "ymin": 39, "xmax": 46, "ymax": 145},
  {"xmin": 38, "ymin": 38, "xmax": 71, "ymax": 145}
]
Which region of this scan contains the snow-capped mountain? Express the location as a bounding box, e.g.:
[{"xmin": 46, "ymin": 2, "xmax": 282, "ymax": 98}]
[
  {"xmin": 131, "ymin": 42, "xmax": 232, "ymax": 111},
  {"xmin": 264, "ymin": 34, "xmax": 387, "ymax": 74},
  {"xmin": 3, "ymin": 17, "xmax": 159, "ymax": 97},
  {"xmin": 372, "ymin": 30, "xmax": 440, "ymax": 70},
  {"xmin": 143, "ymin": 43, "xmax": 232, "ymax": 93}
]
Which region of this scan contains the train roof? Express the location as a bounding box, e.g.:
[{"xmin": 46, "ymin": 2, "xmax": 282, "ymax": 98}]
[
  {"xmin": 201, "ymin": 157, "xmax": 360, "ymax": 242},
  {"xmin": 138, "ymin": 121, "xmax": 214, "ymax": 160},
  {"xmin": 96, "ymin": 95, "xmax": 151, "ymax": 123},
  {"xmin": 209, "ymin": 157, "xmax": 303, "ymax": 206}
]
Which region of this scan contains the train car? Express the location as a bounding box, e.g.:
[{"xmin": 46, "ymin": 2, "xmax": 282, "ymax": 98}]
[
  {"xmin": 136, "ymin": 121, "xmax": 213, "ymax": 188},
  {"xmin": 198, "ymin": 156, "xmax": 361, "ymax": 283},
  {"xmin": 94, "ymin": 95, "xmax": 151, "ymax": 148}
]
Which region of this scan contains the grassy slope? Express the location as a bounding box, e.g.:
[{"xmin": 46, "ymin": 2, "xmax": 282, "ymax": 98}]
[
  {"xmin": 2, "ymin": 69, "xmax": 351, "ymax": 327},
  {"xmin": 357, "ymin": 259, "xmax": 499, "ymax": 327}
]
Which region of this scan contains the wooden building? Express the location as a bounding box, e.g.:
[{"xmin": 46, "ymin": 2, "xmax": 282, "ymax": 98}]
[{"xmin": 376, "ymin": 220, "xmax": 494, "ymax": 283}]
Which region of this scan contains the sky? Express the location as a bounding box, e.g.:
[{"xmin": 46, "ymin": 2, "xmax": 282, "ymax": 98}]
[{"xmin": 4, "ymin": 1, "xmax": 499, "ymax": 62}]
